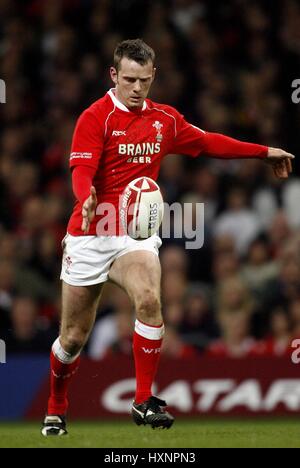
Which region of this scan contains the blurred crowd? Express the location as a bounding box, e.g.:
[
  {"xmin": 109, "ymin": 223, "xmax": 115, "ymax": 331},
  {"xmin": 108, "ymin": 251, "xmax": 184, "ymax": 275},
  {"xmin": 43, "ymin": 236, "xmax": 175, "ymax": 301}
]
[{"xmin": 0, "ymin": 0, "xmax": 300, "ymax": 358}]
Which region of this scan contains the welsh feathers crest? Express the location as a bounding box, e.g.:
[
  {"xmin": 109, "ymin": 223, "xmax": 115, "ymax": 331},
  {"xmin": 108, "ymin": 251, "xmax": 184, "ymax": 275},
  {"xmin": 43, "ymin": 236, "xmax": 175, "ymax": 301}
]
[{"xmin": 152, "ymin": 120, "xmax": 163, "ymax": 141}]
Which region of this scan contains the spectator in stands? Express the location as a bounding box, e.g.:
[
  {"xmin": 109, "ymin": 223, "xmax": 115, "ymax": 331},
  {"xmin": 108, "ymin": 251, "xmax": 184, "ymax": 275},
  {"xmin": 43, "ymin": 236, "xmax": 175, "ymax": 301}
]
[
  {"xmin": 162, "ymin": 327, "xmax": 198, "ymax": 359},
  {"xmin": 3, "ymin": 296, "xmax": 56, "ymax": 353},
  {"xmin": 207, "ymin": 276, "xmax": 257, "ymax": 357},
  {"xmin": 290, "ymin": 299, "xmax": 300, "ymax": 338},
  {"xmin": 258, "ymin": 306, "xmax": 292, "ymax": 356},
  {"xmin": 241, "ymin": 235, "xmax": 279, "ymax": 299},
  {"xmin": 180, "ymin": 283, "xmax": 218, "ymax": 349},
  {"xmin": 213, "ymin": 186, "xmax": 261, "ymax": 256}
]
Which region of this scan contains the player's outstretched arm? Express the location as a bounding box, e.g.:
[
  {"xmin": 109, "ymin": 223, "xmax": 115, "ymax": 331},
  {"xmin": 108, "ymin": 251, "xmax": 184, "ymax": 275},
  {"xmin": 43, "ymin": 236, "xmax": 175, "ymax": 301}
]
[
  {"xmin": 169, "ymin": 114, "xmax": 295, "ymax": 179},
  {"xmin": 81, "ymin": 186, "xmax": 97, "ymax": 234},
  {"xmin": 265, "ymin": 147, "xmax": 295, "ymax": 179},
  {"xmin": 196, "ymin": 132, "xmax": 295, "ymax": 179}
]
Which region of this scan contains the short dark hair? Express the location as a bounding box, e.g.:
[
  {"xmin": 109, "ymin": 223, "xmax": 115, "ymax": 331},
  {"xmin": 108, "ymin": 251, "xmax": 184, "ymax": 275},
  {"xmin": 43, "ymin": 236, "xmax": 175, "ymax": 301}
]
[{"xmin": 114, "ymin": 39, "xmax": 155, "ymax": 71}]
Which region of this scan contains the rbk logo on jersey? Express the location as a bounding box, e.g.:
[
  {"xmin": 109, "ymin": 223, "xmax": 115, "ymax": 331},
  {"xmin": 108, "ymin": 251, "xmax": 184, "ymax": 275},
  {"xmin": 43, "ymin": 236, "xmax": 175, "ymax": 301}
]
[{"xmin": 112, "ymin": 130, "xmax": 127, "ymax": 136}]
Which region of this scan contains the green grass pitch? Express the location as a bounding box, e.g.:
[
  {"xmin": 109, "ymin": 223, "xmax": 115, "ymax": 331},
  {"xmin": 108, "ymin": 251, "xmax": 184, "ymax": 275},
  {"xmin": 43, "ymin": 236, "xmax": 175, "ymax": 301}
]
[{"xmin": 0, "ymin": 419, "xmax": 300, "ymax": 448}]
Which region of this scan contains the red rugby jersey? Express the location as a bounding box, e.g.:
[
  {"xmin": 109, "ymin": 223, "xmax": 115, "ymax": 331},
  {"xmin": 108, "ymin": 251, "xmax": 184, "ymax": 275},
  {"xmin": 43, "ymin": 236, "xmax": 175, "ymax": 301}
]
[{"xmin": 67, "ymin": 89, "xmax": 268, "ymax": 236}]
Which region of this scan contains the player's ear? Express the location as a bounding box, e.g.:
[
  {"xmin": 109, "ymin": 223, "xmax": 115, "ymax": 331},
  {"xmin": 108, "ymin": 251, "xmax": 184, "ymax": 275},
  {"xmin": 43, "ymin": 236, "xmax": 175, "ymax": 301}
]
[
  {"xmin": 152, "ymin": 67, "xmax": 156, "ymax": 82},
  {"xmin": 110, "ymin": 67, "xmax": 118, "ymax": 85}
]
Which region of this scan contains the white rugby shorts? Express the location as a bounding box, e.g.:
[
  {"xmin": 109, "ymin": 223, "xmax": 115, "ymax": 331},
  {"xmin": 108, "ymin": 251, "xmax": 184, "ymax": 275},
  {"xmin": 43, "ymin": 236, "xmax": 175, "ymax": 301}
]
[{"xmin": 60, "ymin": 233, "xmax": 162, "ymax": 286}]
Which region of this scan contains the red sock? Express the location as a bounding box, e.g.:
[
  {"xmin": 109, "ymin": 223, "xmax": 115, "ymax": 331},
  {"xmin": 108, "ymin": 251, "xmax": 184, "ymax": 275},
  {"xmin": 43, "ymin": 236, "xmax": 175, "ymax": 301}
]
[
  {"xmin": 47, "ymin": 350, "xmax": 80, "ymax": 415},
  {"xmin": 133, "ymin": 319, "xmax": 164, "ymax": 404}
]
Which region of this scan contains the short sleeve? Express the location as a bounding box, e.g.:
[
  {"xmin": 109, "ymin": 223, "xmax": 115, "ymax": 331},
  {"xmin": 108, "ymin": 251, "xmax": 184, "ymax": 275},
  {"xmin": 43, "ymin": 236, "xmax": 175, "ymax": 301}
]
[{"xmin": 69, "ymin": 109, "xmax": 104, "ymax": 170}]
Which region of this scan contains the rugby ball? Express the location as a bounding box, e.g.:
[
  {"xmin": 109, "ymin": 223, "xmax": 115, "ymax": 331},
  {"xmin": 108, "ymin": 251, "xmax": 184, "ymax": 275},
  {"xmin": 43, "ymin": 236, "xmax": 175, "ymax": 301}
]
[{"xmin": 120, "ymin": 177, "xmax": 164, "ymax": 239}]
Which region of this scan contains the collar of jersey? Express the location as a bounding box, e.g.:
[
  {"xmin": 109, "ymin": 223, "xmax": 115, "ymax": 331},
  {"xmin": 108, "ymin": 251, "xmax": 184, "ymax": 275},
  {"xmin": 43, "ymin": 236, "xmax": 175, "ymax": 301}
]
[{"xmin": 108, "ymin": 88, "xmax": 147, "ymax": 113}]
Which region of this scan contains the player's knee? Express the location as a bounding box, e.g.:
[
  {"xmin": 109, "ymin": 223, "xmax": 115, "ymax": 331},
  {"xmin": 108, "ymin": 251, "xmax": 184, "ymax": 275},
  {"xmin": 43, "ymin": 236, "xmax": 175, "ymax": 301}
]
[
  {"xmin": 60, "ymin": 331, "xmax": 87, "ymax": 356},
  {"xmin": 136, "ymin": 291, "xmax": 161, "ymax": 321}
]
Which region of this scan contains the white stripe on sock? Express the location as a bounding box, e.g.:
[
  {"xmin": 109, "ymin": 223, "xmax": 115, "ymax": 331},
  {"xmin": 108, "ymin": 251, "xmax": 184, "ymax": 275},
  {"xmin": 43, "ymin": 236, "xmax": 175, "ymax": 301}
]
[
  {"xmin": 52, "ymin": 337, "xmax": 80, "ymax": 364},
  {"xmin": 135, "ymin": 319, "xmax": 165, "ymax": 340}
]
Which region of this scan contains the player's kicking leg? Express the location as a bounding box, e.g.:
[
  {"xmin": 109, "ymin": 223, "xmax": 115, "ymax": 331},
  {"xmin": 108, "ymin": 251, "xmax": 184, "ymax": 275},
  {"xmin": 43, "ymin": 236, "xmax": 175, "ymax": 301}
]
[
  {"xmin": 41, "ymin": 281, "xmax": 102, "ymax": 436},
  {"xmin": 109, "ymin": 250, "xmax": 174, "ymax": 429}
]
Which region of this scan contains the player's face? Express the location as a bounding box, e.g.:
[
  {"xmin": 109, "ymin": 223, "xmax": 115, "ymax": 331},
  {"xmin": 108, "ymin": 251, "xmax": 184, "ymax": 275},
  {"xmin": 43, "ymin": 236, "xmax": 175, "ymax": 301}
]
[{"xmin": 110, "ymin": 58, "xmax": 155, "ymax": 109}]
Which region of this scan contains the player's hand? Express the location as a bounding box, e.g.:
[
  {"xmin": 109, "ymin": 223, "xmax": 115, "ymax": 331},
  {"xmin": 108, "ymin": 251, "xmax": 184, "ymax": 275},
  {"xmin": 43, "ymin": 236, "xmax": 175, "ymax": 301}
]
[
  {"xmin": 266, "ymin": 147, "xmax": 295, "ymax": 179},
  {"xmin": 81, "ymin": 186, "xmax": 97, "ymax": 234}
]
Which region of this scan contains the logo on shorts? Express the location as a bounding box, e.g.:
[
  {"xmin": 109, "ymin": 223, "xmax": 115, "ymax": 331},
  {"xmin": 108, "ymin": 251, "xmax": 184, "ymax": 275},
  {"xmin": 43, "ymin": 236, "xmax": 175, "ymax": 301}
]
[{"xmin": 65, "ymin": 256, "xmax": 72, "ymax": 274}]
